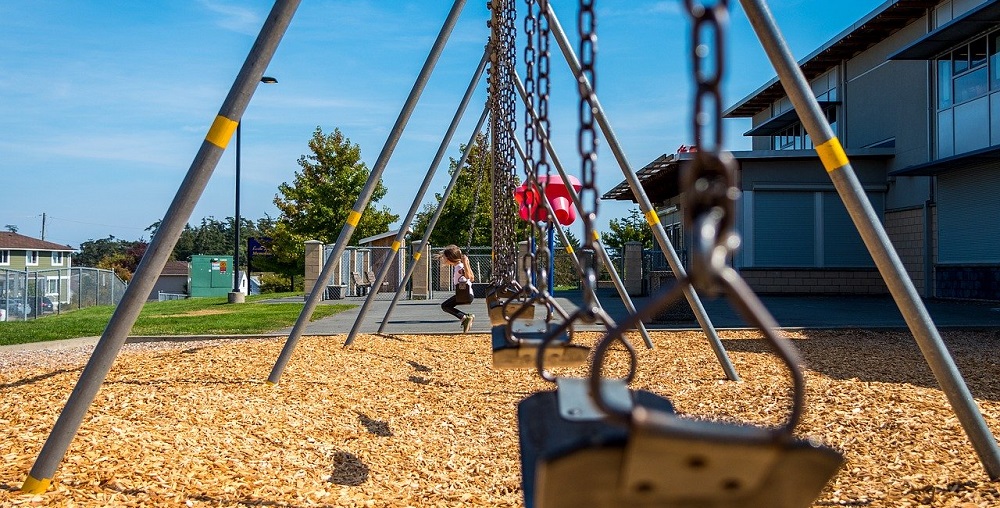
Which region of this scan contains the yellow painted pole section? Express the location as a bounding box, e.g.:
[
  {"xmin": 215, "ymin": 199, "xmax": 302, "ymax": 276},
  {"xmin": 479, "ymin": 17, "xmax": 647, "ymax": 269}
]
[
  {"xmin": 22, "ymin": 475, "xmax": 50, "ymax": 494},
  {"xmin": 644, "ymin": 209, "xmax": 661, "ymax": 226},
  {"xmin": 815, "ymin": 137, "xmax": 849, "ymax": 173},
  {"xmin": 346, "ymin": 210, "xmax": 362, "ymax": 227},
  {"xmin": 565, "ymin": 245, "xmax": 574, "ymax": 254},
  {"xmin": 391, "ymin": 241, "xmax": 401, "ymax": 251},
  {"xmin": 413, "ymin": 252, "xmax": 422, "ymax": 261},
  {"xmin": 205, "ymin": 115, "xmax": 239, "ymax": 149}
]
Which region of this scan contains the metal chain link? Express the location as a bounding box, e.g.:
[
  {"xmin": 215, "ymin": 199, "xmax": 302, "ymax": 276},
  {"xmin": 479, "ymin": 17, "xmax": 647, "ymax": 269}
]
[
  {"xmin": 534, "ymin": 0, "xmax": 553, "ymax": 293},
  {"xmin": 577, "ymin": 0, "xmax": 599, "ymax": 309},
  {"xmin": 522, "ymin": 0, "xmax": 541, "ymax": 289},
  {"xmin": 488, "ymin": 0, "xmax": 519, "ymax": 285},
  {"xmin": 683, "ymin": 0, "xmax": 737, "ymax": 293}
]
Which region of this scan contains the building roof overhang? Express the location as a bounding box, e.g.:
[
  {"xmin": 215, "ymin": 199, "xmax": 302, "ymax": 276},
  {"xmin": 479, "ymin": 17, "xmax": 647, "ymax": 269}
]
[
  {"xmin": 889, "ymin": 0, "xmax": 1000, "ymax": 60},
  {"xmin": 890, "ymin": 145, "xmax": 1000, "ymax": 175},
  {"xmin": 604, "ymin": 149, "xmax": 896, "ymax": 203},
  {"xmin": 742, "ymin": 102, "xmax": 840, "ymax": 136},
  {"xmin": 725, "ymin": 0, "xmax": 939, "ymax": 119}
]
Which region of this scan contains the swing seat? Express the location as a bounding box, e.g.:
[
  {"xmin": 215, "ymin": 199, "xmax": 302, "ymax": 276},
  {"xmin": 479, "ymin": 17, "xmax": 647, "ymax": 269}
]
[
  {"xmin": 491, "ymin": 325, "xmax": 589, "ymax": 369},
  {"xmin": 517, "ymin": 381, "xmax": 843, "ymax": 508},
  {"xmin": 518, "ymin": 380, "xmax": 674, "ymax": 508},
  {"xmin": 487, "ymin": 292, "xmax": 534, "ymax": 326}
]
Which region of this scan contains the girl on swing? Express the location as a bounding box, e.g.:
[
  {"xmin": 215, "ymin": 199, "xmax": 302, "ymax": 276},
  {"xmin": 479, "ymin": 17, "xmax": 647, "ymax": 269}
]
[{"xmin": 438, "ymin": 244, "xmax": 475, "ymax": 333}]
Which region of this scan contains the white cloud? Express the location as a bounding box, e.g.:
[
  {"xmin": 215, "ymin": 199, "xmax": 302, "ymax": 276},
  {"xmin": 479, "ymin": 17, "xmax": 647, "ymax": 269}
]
[{"xmin": 199, "ymin": 0, "xmax": 263, "ymax": 35}]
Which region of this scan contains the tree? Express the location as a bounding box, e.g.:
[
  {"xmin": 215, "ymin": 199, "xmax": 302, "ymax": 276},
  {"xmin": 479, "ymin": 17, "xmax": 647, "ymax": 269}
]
[
  {"xmin": 269, "ymin": 127, "xmax": 398, "ymax": 278},
  {"xmin": 77, "ymin": 235, "xmax": 148, "ymax": 280},
  {"xmin": 600, "ymin": 207, "xmax": 653, "ymax": 257},
  {"xmin": 77, "ymin": 236, "xmax": 144, "ymax": 267},
  {"xmin": 411, "ymin": 132, "xmax": 527, "ymax": 248}
]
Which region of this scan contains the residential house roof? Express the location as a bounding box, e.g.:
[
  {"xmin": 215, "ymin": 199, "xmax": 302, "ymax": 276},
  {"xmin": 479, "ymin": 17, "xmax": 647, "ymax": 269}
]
[
  {"xmin": 161, "ymin": 260, "xmax": 189, "ymax": 276},
  {"xmin": 0, "ymin": 232, "xmax": 75, "ymax": 252}
]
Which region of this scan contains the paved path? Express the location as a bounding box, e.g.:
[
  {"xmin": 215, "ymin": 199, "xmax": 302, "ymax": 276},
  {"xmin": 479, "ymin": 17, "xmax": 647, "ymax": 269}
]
[
  {"xmin": 275, "ymin": 289, "xmax": 1000, "ymax": 336},
  {"xmin": 6, "ymin": 290, "xmax": 997, "ymax": 354}
]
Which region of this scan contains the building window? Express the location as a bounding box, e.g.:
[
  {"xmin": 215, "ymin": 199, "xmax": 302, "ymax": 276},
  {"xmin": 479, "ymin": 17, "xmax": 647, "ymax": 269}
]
[
  {"xmin": 936, "ymin": 32, "xmax": 997, "ymax": 157},
  {"xmin": 771, "ymin": 106, "xmax": 837, "ymax": 151},
  {"xmin": 51, "ymin": 252, "xmax": 63, "ymax": 266},
  {"xmin": 0, "ymin": 250, "xmax": 8, "ymax": 266},
  {"xmin": 46, "ymin": 277, "xmax": 59, "ymax": 295},
  {"xmin": 25, "ymin": 251, "xmax": 39, "ymax": 266}
]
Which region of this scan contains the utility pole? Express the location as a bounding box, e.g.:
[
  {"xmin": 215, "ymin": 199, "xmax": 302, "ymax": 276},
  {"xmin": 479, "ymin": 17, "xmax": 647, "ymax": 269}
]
[{"xmin": 41, "ymin": 213, "xmax": 46, "ymax": 240}]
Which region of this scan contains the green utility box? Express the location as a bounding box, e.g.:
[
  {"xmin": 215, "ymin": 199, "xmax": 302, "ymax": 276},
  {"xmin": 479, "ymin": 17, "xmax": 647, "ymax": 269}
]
[{"xmin": 188, "ymin": 255, "xmax": 234, "ymax": 297}]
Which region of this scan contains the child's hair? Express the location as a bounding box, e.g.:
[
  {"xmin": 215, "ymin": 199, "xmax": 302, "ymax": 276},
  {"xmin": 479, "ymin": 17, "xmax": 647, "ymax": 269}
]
[{"xmin": 438, "ymin": 244, "xmax": 463, "ymax": 263}]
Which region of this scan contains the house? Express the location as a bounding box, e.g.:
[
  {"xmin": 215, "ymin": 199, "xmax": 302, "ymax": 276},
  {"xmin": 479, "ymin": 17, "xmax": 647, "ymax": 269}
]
[
  {"xmin": 0, "ymin": 231, "xmax": 75, "ymax": 301},
  {"xmin": 605, "ymin": 0, "xmax": 1000, "ymax": 301},
  {"xmin": 150, "ymin": 260, "xmax": 189, "ymax": 300}
]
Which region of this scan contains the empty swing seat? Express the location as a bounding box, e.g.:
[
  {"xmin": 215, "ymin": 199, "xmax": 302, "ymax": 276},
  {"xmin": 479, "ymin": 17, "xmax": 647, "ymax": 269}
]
[
  {"xmin": 517, "ymin": 379, "xmax": 843, "ymax": 508},
  {"xmin": 491, "ymin": 324, "xmax": 589, "ymax": 370}
]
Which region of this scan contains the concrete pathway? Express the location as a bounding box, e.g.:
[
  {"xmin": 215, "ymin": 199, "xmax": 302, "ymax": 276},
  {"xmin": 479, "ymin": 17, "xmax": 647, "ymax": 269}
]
[{"xmin": 275, "ymin": 289, "xmax": 1000, "ymax": 336}]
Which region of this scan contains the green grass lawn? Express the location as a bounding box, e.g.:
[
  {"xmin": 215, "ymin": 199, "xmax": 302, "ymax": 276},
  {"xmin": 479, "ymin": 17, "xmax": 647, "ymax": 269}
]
[{"xmin": 0, "ymin": 293, "xmax": 354, "ymax": 347}]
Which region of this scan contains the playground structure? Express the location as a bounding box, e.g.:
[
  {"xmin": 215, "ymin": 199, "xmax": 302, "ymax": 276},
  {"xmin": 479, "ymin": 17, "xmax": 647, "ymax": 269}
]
[{"xmin": 17, "ymin": 0, "xmax": 1000, "ymax": 506}]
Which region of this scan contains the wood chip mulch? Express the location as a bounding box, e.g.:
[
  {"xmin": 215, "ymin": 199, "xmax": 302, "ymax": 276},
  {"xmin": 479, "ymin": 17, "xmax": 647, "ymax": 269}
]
[{"xmin": 2, "ymin": 329, "xmax": 1000, "ymax": 507}]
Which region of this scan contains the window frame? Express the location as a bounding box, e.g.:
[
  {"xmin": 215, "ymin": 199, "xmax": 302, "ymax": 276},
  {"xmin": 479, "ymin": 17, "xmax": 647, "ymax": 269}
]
[
  {"xmin": 0, "ymin": 250, "xmax": 9, "ymax": 266},
  {"xmin": 25, "ymin": 250, "xmax": 39, "ymax": 266}
]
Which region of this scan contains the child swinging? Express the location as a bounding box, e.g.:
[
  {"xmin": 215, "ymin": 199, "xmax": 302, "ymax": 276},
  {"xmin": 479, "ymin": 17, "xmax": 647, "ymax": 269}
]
[{"xmin": 438, "ymin": 244, "xmax": 476, "ymax": 333}]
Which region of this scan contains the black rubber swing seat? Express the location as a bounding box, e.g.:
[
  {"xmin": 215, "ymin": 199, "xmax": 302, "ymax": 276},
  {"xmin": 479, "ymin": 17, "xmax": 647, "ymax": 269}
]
[
  {"xmin": 491, "ymin": 325, "xmax": 589, "ymax": 370},
  {"xmin": 517, "ymin": 381, "xmax": 843, "ymax": 508}
]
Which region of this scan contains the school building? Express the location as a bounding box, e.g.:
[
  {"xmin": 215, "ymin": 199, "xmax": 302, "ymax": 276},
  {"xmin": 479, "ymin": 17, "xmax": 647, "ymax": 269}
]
[{"xmin": 605, "ymin": 0, "xmax": 1000, "ymax": 301}]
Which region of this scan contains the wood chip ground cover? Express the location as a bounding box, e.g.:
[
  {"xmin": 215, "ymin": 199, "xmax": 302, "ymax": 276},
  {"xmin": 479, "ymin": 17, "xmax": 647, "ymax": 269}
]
[{"xmin": 2, "ymin": 329, "xmax": 999, "ymax": 507}]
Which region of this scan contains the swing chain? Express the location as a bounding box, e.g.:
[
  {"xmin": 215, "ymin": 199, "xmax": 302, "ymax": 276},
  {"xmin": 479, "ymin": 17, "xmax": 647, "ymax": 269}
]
[
  {"xmin": 577, "ymin": 0, "xmax": 599, "ymax": 312},
  {"xmin": 522, "ymin": 0, "xmax": 543, "ymax": 289},
  {"xmin": 488, "ymin": 0, "xmax": 520, "ymax": 285},
  {"xmin": 683, "ymin": 0, "xmax": 739, "ymax": 295}
]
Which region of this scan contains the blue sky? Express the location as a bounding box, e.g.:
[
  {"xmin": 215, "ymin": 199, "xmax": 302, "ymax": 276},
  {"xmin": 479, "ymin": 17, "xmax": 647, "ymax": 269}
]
[{"xmin": 0, "ymin": 0, "xmax": 882, "ymax": 249}]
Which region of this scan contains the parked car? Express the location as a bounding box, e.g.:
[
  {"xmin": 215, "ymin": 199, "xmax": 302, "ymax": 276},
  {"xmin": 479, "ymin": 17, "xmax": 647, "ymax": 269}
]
[
  {"xmin": 28, "ymin": 296, "xmax": 55, "ymax": 315},
  {"xmin": 0, "ymin": 299, "xmax": 32, "ymax": 319}
]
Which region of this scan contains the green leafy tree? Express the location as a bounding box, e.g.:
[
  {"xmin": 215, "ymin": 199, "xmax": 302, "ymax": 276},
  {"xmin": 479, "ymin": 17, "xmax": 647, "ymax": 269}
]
[
  {"xmin": 77, "ymin": 236, "xmax": 146, "ymax": 268},
  {"xmin": 411, "ymin": 133, "xmax": 529, "ymax": 249},
  {"xmin": 269, "ymin": 127, "xmax": 397, "ymax": 279},
  {"xmin": 600, "ymin": 207, "xmax": 653, "ymax": 257}
]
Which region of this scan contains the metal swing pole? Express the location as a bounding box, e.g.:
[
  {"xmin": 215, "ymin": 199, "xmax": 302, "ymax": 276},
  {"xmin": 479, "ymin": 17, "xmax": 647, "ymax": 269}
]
[
  {"xmin": 547, "ymin": 3, "xmax": 738, "ymax": 381},
  {"xmin": 21, "ymin": 0, "xmax": 301, "ymax": 493},
  {"xmin": 267, "ymin": 0, "xmax": 467, "ymax": 383},
  {"xmin": 738, "ymin": 0, "xmax": 1000, "ymax": 478},
  {"xmin": 376, "ymin": 107, "xmax": 491, "ymax": 335},
  {"xmin": 344, "ymin": 45, "xmax": 490, "ymax": 346},
  {"xmin": 512, "ymin": 76, "xmax": 654, "ymax": 349}
]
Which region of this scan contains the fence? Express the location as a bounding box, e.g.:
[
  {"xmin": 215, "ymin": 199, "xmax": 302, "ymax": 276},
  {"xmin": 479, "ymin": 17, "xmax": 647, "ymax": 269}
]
[
  {"xmin": 0, "ymin": 267, "xmax": 127, "ymax": 321},
  {"xmin": 313, "ymin": 243, "xmax": 638, "ymax": 302}
]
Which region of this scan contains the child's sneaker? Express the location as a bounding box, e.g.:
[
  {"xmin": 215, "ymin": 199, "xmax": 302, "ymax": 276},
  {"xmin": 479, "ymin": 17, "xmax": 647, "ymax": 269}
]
[{"xmin": 462, "ymin": 314, "xmax": 475, "ymax": 333}]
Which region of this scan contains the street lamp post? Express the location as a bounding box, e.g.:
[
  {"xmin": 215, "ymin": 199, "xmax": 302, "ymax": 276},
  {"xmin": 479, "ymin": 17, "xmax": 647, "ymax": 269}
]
[{"xmin": 229, "ymin": 76, "xmax": 277, "ymax": 304}]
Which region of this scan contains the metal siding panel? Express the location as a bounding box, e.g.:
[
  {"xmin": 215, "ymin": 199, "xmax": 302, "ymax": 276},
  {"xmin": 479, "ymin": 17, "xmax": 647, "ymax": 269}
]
[
  {"xmin": 753, "ymin": 192, "xmax": 815, "ymax": 266},
  {"xmin": 824, "ymin": 192, "xmax": 881, "ymax": 267},
  {"xmin": 938, "ymin": 166, "xmax": 1000, "ymax": 263}
]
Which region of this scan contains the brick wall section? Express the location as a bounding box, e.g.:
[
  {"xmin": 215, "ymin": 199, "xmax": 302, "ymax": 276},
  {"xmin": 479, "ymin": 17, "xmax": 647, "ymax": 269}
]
[
  {"xmin": 884, "ymin": 208, "xmax": 925, "ymax": 294},
  {"xmin": 740, "ymin": 269, "xmax": 888, "ymax": 294}
]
